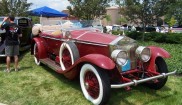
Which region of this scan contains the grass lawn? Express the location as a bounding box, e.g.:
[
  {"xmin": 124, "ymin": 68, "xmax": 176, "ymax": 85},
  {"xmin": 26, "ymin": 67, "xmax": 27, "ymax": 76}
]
[{"xmin": 0, "ymin": 41, "xmax": 181, "ymax": 105}]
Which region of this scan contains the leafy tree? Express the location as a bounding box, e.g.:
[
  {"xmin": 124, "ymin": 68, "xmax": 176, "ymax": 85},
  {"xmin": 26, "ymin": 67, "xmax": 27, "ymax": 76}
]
[
  {"xmin": 114, "ymin": 0, "xmax": 171, "ymax": 41},
  {"xmin": 168, "ymin": 17, "xmax": 176, "ymax": 27},
  {"xmin": 115, "ymin": 0, "xmax": 177, "ymax": 29},
  {"xmin": 118, "ymin": 17, "xmax": 127, "ymax": 25},
  {"xmin": 0, "ymin": 0, "xmax": 32, "ymax": 16},
  {"xmin": 103, "ymin": 14, "xmax": 111, "ymax": 25},
  {"xmin": 165, "ymin": 0, "xmax": 182, "ymax": 26},
  {"xmin": 67, "ymin": 0, "xmax": 110, "ymax": 20}
]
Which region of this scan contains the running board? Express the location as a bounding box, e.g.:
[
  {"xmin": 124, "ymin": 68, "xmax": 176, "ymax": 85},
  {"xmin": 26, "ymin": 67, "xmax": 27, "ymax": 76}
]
[
  {"xmin": 40, "ymin": 58, "xmax": 62, "ymax": 71},
  {"xmin": 111, "ymin": 70, "xmax": 177, "ymax": 88}
]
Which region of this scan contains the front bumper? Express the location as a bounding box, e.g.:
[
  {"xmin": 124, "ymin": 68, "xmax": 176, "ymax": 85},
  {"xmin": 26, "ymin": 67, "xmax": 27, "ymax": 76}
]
[{"xmin": 111, "ymin": 70, "xmax": 177, "ymax": 88}]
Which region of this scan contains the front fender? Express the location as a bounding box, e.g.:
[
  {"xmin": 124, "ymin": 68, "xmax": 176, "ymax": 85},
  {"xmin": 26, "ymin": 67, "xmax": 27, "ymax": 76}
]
[
  {"xmin": 146, "ymin": 46, "xmax": 170, "ymax": 72},
  {"xmin": 79, "ymin": 54, "xmax": 115, "ymax": 70},
  {"xmin": 57, "ymin": 54, "xmax": 115, "ymax": 79},
  {"xmin": 31, "ymin": 37, "xmax": 47, "ymax": 59}
]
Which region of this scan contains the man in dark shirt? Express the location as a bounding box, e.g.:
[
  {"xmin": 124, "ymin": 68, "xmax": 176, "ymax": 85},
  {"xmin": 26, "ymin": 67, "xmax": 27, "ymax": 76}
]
[{"xmin": 0, "ymin": 15, "xmax": 22, "ymax": 72}]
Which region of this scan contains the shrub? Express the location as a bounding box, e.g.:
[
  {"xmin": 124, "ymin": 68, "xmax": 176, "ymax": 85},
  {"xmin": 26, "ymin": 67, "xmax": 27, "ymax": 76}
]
[
  {"xmin": 126, "ymin": 31, "xmax": 143, "ymax": 40},
  {"xmin": 126, "ymin": 31, "xmax": 182, "ymax": 44},
  {"xmin": 112, "ymin": 30, "xmax": 123, "ymax": 35}
]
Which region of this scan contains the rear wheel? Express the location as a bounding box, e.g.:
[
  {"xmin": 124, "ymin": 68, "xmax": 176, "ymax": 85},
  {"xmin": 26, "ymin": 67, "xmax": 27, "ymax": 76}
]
[
  {"xmin": 33, "ymin": 43, "xmax": 40, "ymax": 65},
  {"xmin": 80, "ymin": 64, "xmax": 110, "ymax": 105},
  {"xmin": 145, "ymin": 57, "xmax": 168, "ymax": 90}
]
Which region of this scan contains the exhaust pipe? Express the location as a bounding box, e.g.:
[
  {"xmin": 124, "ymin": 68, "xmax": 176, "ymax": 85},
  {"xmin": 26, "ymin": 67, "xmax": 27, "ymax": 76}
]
[{"xmin": 111, "ymin": 70, "xmax": 177, "ymax": 88}]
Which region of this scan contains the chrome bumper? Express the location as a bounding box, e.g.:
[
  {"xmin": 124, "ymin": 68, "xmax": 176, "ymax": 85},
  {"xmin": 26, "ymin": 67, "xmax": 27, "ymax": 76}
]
[{"xmin": 111, "ymin": 70, "xmax": 177, "ymax": 88}]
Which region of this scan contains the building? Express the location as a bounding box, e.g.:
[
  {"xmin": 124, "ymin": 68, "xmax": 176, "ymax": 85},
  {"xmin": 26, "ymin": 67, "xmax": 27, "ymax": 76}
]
[{"xmin": 102, "ymin": 6, "xmax": 121, "ymax": 26}]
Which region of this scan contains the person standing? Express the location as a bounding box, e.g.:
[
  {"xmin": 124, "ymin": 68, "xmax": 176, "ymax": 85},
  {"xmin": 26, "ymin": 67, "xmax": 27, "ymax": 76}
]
[{"xmin": 0, "ymin": 15, "xmax": 22, "ymax": 72}]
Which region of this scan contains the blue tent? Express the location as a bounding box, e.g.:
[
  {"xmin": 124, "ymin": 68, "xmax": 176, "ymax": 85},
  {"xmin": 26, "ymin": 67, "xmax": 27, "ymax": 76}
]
[{"xmin": 30, "ymin": 6, "xmax": 68, "ymax": 17}]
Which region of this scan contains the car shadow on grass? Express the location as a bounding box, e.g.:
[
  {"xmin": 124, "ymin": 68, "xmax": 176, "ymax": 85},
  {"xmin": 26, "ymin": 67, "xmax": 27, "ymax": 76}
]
[
  {"xmin": 108, "ymin": 85, "xmax": 173, "ymax": 105},
  {"xmin": 19, "ymin": 49, "xmax": 31, "ymax": 61},
  {"xmin": 109, "ymin": 88, "xmax": 135, "ymax": 105},
  {"xmin": 0, "ymin": 66, "xmax": 6, "ymax": 71},
  {"xmin": 41, "ymin": 65, "xmax": 81, "ymax": 91}
]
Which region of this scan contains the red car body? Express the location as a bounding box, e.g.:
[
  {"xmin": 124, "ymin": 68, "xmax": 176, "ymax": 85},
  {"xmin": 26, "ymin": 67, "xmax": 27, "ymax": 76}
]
[{"xmin": 31, "ymin": 22, "xmax": 176, "ymax": 105}]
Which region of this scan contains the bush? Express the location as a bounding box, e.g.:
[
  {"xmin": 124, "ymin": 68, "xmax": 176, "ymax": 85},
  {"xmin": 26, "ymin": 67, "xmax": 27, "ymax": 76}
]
[
  {"xmin": 126, "ymin": 31, "xmax": 182, "ymax": 44},
  {"xmin": 112, "ymin": 30, "xmax": 123, "ymax": 35},
  {"xmin": 126, "ymin": 31, "xmax": 143, "ymax": 40}
]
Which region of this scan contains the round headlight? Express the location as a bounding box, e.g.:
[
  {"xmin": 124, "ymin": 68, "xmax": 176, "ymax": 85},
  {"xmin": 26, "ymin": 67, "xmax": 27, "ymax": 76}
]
[
  {"xmin": 136, "ymin": 46, "xmax": 151, "ymax": 62},
  {"xmin": 111, "ymin": 50, "xmax": 128, "ymax": 66}
]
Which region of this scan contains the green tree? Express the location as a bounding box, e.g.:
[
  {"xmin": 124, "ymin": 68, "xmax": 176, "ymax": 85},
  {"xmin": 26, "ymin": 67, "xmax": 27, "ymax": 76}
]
[
  {"xmin": 165, "ymin": 0, "xmax": 182, "ymax": 26},
  {"xmin": 67, "ymin": 0, "xmax": 110, "ymax": 20},
  {"xmin": 0, "ymin": 0, "xmax": 32, "ymax": 16},
  {"xmin": 115, "ymin": 0, "xmax": 174, "ymax": 41},
  {"xmin": 104, "ymin": 14, "xmax": 111, "ymax": 25},
  {"xmin": 168, "ymin": 17, "xmax": 176, "ymax": 27},
  {"xmin": 116, "ymin": 0, "xmax": 177, "ymax": 29},
  {"xmin": 118, "ymin": 17, "xmax": 127, "ymax": 25}
]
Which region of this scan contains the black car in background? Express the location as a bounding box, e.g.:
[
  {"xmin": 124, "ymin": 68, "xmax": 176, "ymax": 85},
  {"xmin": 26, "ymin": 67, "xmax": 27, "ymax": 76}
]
[{"xmin": 0, "ymin": 17, "xmax": 32, "ymax": 57}]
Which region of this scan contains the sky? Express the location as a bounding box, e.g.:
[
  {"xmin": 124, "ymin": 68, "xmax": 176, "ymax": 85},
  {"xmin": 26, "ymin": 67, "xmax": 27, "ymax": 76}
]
[{"xmin": 27, "ymin": 0, "xmax": 71, "ymax": 11}]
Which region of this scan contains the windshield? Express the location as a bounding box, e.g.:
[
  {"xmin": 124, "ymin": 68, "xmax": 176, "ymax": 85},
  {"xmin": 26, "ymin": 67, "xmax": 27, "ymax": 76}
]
[{"xmin": 41, "ymin": 20, "xmax": 103, "ymax": 31}]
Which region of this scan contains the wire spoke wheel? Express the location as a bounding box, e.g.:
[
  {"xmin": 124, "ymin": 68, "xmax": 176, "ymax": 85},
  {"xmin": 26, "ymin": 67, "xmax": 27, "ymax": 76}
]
[
  {"xmin": 85, "ymin": 71, "xmax": 100, "ymax": 99},
  {"xmin": 62, "ymin": 49, "xmax": 72, "ymax": 69},
  {"xmin": 59, "ymin": 41, "xmax": 80, "ymax": 71}
]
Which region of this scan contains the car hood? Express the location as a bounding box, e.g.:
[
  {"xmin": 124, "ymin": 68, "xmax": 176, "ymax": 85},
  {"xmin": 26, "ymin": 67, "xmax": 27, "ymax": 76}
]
[
  {"xmin": 71, "ymin": 30, "xmax": 117, "ymax": 44},
  {"xmin": 70, "ymin": 30, "xmax": 135, "ymax": 45}
]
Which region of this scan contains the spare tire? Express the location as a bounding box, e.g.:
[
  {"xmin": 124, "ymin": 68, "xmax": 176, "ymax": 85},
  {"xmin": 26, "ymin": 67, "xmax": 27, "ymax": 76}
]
[{"xmin": 59, "ymin": 41, "xmax": 80, "ymax": 71}]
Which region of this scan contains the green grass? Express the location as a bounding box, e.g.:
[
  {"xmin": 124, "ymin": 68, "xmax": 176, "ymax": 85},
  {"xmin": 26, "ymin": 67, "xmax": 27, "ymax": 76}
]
[{"xmin": 0, "ymin": 41, "xmax": 181, "ymax": 105}]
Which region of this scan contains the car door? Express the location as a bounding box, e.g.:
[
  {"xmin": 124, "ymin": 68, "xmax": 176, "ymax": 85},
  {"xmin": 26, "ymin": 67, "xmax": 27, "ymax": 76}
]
[{"xmin": 17, "ymin": 18, "xmax": 32, "ymax": 46}]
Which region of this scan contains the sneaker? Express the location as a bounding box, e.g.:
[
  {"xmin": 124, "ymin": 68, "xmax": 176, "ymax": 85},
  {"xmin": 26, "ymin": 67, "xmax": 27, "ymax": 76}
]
[
  {"xmin": 15, "ymin": 68, "xmax": 18, "ymax": 71},
  {"xmin": 4, "ymin": 69, "xmax": 10, "ymax": 73}
]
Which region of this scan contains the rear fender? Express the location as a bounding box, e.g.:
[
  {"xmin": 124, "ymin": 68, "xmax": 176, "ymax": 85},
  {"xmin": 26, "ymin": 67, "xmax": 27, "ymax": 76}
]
[
  {"xmin": 31, "ymin": 37, "xmax": 47, "ymax": 59},
  {"xmin": 79, "ymin": 54, "xmax": 115, "ymax": 70},
  {"xmin": 146, "ymin": 46, "xmax": 170, "ymax": 72}
]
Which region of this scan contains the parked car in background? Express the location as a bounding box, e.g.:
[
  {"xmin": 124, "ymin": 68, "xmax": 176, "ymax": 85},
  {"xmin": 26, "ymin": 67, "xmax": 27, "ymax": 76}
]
[
  {"xmin": 112, "ymin": 24, "xmax": 122, "ymax": 31},
  {"xmin": 31, "ymin": 20, "xmax": 176, "ymax": 105},
  {"xmin": 0, "ymin": 17, "xmax": 32, "ymax": 57}
]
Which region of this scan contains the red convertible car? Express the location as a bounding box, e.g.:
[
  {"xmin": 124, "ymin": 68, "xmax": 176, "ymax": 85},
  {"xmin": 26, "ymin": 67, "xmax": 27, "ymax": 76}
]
[{"xmin": 31, "ymin": 20, "xmax": 176, "ymax": 105}]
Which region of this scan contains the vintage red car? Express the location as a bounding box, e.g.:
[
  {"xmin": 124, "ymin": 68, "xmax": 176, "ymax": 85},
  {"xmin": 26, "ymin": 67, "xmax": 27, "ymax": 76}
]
[{"xmin": 31, "ymin": 20, "xmax": 176, "ymax": 105}]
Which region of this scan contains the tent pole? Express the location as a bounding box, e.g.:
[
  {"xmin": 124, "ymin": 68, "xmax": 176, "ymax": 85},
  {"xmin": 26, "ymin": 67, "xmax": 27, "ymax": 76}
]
[{"xmin": 40, "ymin": 15, "xmax": 42, "ymax": 25}]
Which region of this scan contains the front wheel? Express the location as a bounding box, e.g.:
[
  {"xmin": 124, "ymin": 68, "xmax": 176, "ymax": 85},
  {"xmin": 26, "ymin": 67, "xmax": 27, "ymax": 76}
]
[
  {"xmin": 145, "ymin": 57, "xmax": 168, "ymax": 90},
  {"xmin": 80, "ymin": 64, "xmax": 110, "ymax": 105}
]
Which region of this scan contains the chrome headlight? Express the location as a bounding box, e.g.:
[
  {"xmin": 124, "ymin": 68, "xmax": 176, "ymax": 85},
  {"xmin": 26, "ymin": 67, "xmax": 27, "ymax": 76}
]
[
  {"xmin": 136, "ymin": 46, "xmax": 151, "ymax": 62},
  {"xmin": 111, "ymin": 50, "xmax": 128, "ymax": 66}
]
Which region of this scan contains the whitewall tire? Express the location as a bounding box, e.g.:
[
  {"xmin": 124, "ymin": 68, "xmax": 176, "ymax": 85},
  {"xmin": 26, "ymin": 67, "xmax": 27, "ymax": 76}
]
[
  {"xmin": 33, "ymin": 43, "xmax": 40, "ymax": 65},
  {"xmin": 80, "ymin": 64, "xmax": 110, "ymax": 105},
  {"xmin": 59, "ymin": 41, "xmax": 79, "ymax": 71}
]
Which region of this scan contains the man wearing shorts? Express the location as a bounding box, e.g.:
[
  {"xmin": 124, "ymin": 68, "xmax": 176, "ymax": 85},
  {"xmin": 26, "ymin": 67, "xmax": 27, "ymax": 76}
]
[{"xmin": 0, "ymin": 15, "xmax": 22, "ymax": 72}]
